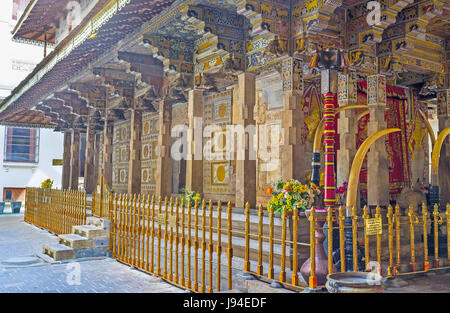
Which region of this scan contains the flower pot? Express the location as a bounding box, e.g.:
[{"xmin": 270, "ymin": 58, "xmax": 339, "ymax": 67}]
[{"xmin": 300, "ymin": 209, "xmax": 336, "ymax": 286}]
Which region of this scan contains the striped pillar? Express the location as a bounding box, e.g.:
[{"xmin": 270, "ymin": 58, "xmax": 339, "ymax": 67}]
[{"xmin": 323, "ymin": 93, "xmax": 337, "ymax": 207}]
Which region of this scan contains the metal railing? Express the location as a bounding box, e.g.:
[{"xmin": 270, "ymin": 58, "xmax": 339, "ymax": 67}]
[{"xmin": 25, "ymin": 187, "xmax": 87, "ymax": 235}]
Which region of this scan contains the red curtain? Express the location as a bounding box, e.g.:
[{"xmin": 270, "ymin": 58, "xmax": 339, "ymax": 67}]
[{"xmin": 356, "ymin": 81, "xmax": 411, "ymax": 199}]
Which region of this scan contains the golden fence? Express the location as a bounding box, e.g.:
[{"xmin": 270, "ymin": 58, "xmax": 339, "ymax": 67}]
[
  {"xmin": 110, "ymin": 195, "xmax": 234, "ymax": 292},
  {"xmin": 92, "ymin": 170, "xmax": 112, "ymax": 218},
  {"xmin": 242, "ymin": 204, "xmax": 450, "ymax": 290},
  {"xmin": 24, "ymin": 187, "xmax": 87, "ymax": 235}
]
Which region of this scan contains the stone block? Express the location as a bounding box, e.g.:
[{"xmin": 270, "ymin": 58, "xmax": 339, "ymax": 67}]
[
  {"xmin": 73, "ymin": 247, "xmax": 109, "ymax": 259},
  {"xmin": 58, "ymin": 234, "xmax": 94, "ymax": 249},
  {"xmin": 72, "ymin": 225, "xmax": 109, "ymax": 239},
  {"xmin": 93, "ymin": 237, "xmax": 110, "ymax": 248},
  {"xmin": 42, "ymin": 243, "xmax": 75, "ymax": 261}
]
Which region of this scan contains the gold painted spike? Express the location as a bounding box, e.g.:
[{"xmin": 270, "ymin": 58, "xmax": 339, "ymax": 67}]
[
  {"xmin": 180, "ymin": 199, "xmax": 185, "ymax": 287},
  {"xmin": 193, "ymin": 198, "xmax": 199, "ymax": 292},
  {"xmin": 375, "ymin": 206, "xmax": 382, "ymax": 273},
  {"xmin": 309, "ymin": 207, "xmax": 317, "ymax": 289},
  {"xmin": 163, "ymin": 197, "xmax": 170, "ymax": 280},
  {"xmin": 395, "ymin": 204, "xmax": 401, "ymax": 268},
  {"xmin": 257, "ymin": 204, "xmax": 264, "ymax": 276},
  {"xmin": 186, "ymin": 198, "xmax": 192, "ymax": 290},
  {"xmin": 244, "ymin": 202, "xmax": 251, "ymax": 272},
  {"xmin": 431, "ymin": 127, "xmax": 450, "ymax": 177},
  {"xmin": 408, "ymin": 205, "xmax": 417, "ymax": 271},
  {"xmin": 387, "ymin": 205, "xmax": 395, "ymax": 276},
  {"xmin": 201, "ymin": 200, "xmax": 207, "ymax": 293},
  {"xmin": 174, "ymin": 198, "xmax": 180, "ymax": 284},
  {"xmin": 169, "ymin": 197, "xmax": 174, "ymax": 282},
  {"xmin": 338, "ymin": 206, "xmax": 346, "ymax": 272},
  {"xmin": 149, "ymin": 195, "xmax": 155, "ymax": 273},
  {"xmin": 433, "ymin": 204, "xmax": 441, "ymax": 266},
  {"xmin": 292, "ymin": 206, "xmax": 299, "ymax": 285},
  {"xmin": 136, "ymin": 194, "xmax": 142, "ymax": 268},
  {"xmin": 422, "ymin": 202, "xmax": 429, "ymax": 268},
  {"xmin": 227, "ymin": 202, "xmax": 233, "ymax": 291},
  {"xmin": 208, "ymin": 200, "xmax": 213, "ymax": 293},
  {"xmin": 156, "ymin": 196, "xmax": 162, "ymax": 276},
  {"xmin": 346, "ymin": 128, "xmax": 401, "ymax": 209},
  {"xmin": 279, "ymin": 207, "xmax": 287, "ymax": 283},
  {"xmin": 216, "ymin": 201, "xmax": 222, "ymax": 292},
  {"xmin": 352, "ymin": 207, "xmax": 358, "ymax": 271},
  {"xmin": 268, "ymin": 206, "xmax": 274, "ymax": 280}
]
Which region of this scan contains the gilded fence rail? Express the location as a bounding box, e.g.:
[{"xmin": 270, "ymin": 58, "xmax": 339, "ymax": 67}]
[
  {"xmin": 24, "ymin": 187, "xmax": 87, "ymax": 235},
  {"xmin": 92, "ymin": 170, "xmax": 112, "ymax": 218}
]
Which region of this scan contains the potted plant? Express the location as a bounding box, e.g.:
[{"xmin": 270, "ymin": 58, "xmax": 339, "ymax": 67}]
[
  {"xmin": 266, "ymin": 179, "xmax": 321, "ymax": 215},
  {"xmin": 179, "ymin": 188, "xmax": 201, "ymax": 207},
  {"xmin": 41, "ymin": 178, "xmax": 53, "ymax": 204}
]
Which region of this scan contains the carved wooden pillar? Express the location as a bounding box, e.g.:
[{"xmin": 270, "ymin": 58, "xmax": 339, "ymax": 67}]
[
  {"xmin": 337, "ymin": 72, "xmax": 358, "ymax": 187},
  {"xmin": 128, "ymin": 109, "xmax": 142, "ymax": 194},
  {"xmin": 435, "ymin": 89, "xmax": 450, "ymax": 206},
  {"xmin": 70, "ymin": 129, "xmax": 81, "ymax": 190},
  {"xmin": 155, "ymin": 99, "xmax": 173, "ymax": 198},
  {"xmin": 84, "ymin": 119, "xmax": 96, "ymax": 193},
  {"xmin": 102, "ymin": 117, "xmax": 114, "ymax": 188},
  {"xmin": 186, "ymin": 89, "xmax": 203, "ymax": 195},
  {"xmin": 92, "ymin": 132, "xmax": 102, "ymax": 190},
  {"xmin": 367, "ymin": 74, "xmax": 389, "ymax": 207},
  {"xmin": 62, "ymin": 131, "xmax": 72, "ymax": 190},
  {"xmin": 281, "ymin": 92, "xmax": 305, "ymax": 182},
  {"xmin": 235, "ymin": 72, "xmax": 257, "ymax": 208}
]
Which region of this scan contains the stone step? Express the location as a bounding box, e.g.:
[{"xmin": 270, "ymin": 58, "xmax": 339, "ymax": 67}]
[
  {"xmin": 72, "ymin": 225, "xmax": 109, "ymax": 239},
  {"xmin": 58, "ymin": 234, "xmax": 94, "ymax": 249},
  {"xmin": 73, "ymin": 247, "xmax": 109, "ymax": 259},
  {"xmin": 42, "ymin": 243, "xmax": 75, "ymax": 261},
  {"xmin": 86, "ymin": 216, "xmax": 111, "ymax": 230}
]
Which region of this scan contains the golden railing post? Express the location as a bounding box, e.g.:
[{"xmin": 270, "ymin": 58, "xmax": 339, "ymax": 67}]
[
  {"xmin": 112, "ymin": 193, "xmax": 118, "ymax": 258},
  {"xmin": 422, "ymin": 203, "xmax": 429, "ymax": 271},
  {"xmin": 156, "ymin": 196, "xmax": 162, "ymax": 276},
  {"xmin": 217, "ymin": 201, "xmax": 222, "ymax": 292},
  {"xmin": 187, "ymin": 199, "xmax": 193, "ymax": 290},
  {"xmin": 227, "ymin": 202, "xmax": 233, "ymax": 291},
  {"xmin": 338, "ymin": 206, "xmax": 346, "ymax": 272},
  {"xmin": 362, "ymin": 205, "xmax": 370, "ymax": 269},
  {"xmin": 193, "ymin": 199, "xmax": 200, "ymax": 291},
  {"xmin": 169, "ymin": 197, "xmax": 174, "ymax": 281},
  {"xmin": 309, "ymin": 207, "xmax": 317, "ymax": 289},
  {"xmin": 395, "ymin": 205, "xmax": 401, "ymax": 269},
  {"xmin": 387, "ymin": 205, "xmax": 395, "ymax": 276},
  {"xmin": 127, "ymin": 194, "xmax": 132, "ymax": 264},
  {"xmin": 244, "ymin": 203, "xmax": 251, "ymax": 272},
  {"xmin": 433, "ymin": 203, "xmax": 441, "ymax": 268},
  {"xmin": 180, "ymin": 199, "xmax": 186, "ymax": 287},
  {"xmin": 136, "ymin": 195, "xmax": 142, "ymax": 268},
  {"xmin": 280, "ymin": 209, "xmax": 287, "ymax": 283},
  {"xmin": 201, "ymin": 200, "xmax": 206, "ymax": 293},
  {"xmin": 292, "ymin": 206, "xmax": 299, "ymax": 285},
  {"xmin": 144, "ymin": 195, "xmax": 150, "ymax": 270},
  {"xmin": 174, "ymin": 198, "xmax": 180, "ymax": 284},
  {"xmin": 408, "ymin": 205, "xmax": 418, "ymax": 272},
  {"xmin": 327, "ymin": 207, "xmax": 333, "ymax": 275},
  {"xmin": 121, "ymin": 194, "xmax": 126, "ymax": 261},
  {"xmin": 447, "ymin": 204, "xmax": 450, "ymax": 265},
  {"xmin": 163, "ymin": 197, "xmax": 169, "ymax": 279},
  {"xmin": 117, "ymin": 194, "xmax": 122, "ymax": 261},
  {"xmin": 130, "ymin": 194, "xmax": 136, "ymax": 265},
  {"xmin": 352, "ymin": 206, "xmax": 358, "ymax": 272},
  {"xmin": 268, "ymin": 206, "xmax": 274, "ymax": 280},
  {"xmin": 147, "ymin": 195, "xmax": 154, "ymax": 272},
  {"xmin": 208, "ymin": 200, "xmax": 213, "ymax": 293},
  {"xmin": 375, "ymin": 205, "xmax": 382, "ymax": 275},
  {"xmin": 257, "ymin": 204, "xmax": 264, "ymax": 275}
]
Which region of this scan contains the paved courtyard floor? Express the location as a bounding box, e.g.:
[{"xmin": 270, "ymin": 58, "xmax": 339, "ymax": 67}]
[{"xmin": 0, "ymin": 214, "xmax": 182, "ymax": 293}]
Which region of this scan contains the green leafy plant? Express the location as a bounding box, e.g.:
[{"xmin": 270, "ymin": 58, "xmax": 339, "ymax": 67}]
[
  {"xmin": 179, "ymin": 188, "xmax": 201, "ymax": 206},
  {"xmin": 41, "ymin": 178, "xmax": 53, "ymax": 189}
]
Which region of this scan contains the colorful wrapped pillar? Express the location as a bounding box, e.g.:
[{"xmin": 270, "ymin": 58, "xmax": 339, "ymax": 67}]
[{"xmin": 323, "ymin": 93, "xmax": 337, "ymax": 207}]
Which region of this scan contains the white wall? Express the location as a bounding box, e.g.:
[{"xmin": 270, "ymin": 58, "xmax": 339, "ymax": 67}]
[{"xmin": 0, "ymin": 127, "xmax": 64, "ymax": 201}]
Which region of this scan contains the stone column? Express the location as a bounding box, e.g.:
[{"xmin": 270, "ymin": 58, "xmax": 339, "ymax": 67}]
[
  {"xmin": 366, "ymin": 75, "xmax": 389, "ymax": 207},
  {"xmin": 70, "ymin": 129, "xmax": 81, "ymax": 190},
  {"xmin": 186, "ymin": 89, "xmax": 203, "ymax": 195},
  {"xmin": 128, "ymin": 109, "xmax": 142, "ymax": 194},
  {"xmin": 92, "ymin": 132, "xmax": 101, "ymax": 190},
  {"xmin": 62, "ymin": 131, "xmax": 72, "ymax": 190},
  {"xmin": 436, "ymin": 89, "xmax": 450, "ymax": 206},
  {"xmin": 235, "ymin": 72, "xmax": 257, "ymax": 208},
  {"xmin": 102, "ymin": 118, "xmax": 114, "ymax": 187},
  {"xmin": 281, "ymin": 93, "xmax": 305, "ymax": 181},
  {"xmin": 84, "ymin": 119, "xmax": 96, "ymax": 193},
  {"xmin": 155, "ymin": 100, "xmax": 173, "ymax": 198},
  {"xmin": 337, "ymin": 72, "xmax": 358, "ymax": 188}
]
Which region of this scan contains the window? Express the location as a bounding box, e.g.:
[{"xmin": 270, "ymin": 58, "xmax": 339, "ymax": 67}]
[{"xmin": 4, "ymin": 127, "xmax": 39, "ymax": 163}]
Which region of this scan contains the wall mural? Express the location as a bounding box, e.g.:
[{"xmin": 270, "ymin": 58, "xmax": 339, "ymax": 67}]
[{"xmin": 141, "ymin": 112, "xmax": 159, "ymax": 195}]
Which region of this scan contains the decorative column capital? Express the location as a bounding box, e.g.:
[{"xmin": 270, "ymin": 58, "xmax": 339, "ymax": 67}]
[
  {"xmin": 367, "ymin": 74, "xmax": 387, "ymax": 106},
  {"xmin": 338, "ymin": 72, "xmax": 357, "ymax": 106}
]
